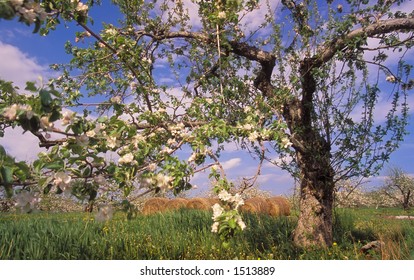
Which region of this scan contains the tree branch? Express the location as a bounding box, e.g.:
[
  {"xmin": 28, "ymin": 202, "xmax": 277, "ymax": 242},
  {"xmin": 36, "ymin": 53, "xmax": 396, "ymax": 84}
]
[{"xmin": 312, "ymin": 18, "xmax": 414, "ymax": 69}]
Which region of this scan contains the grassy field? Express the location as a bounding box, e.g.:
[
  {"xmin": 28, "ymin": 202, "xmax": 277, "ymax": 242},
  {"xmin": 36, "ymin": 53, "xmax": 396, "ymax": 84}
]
[{"xmin": 0, "ymin": 207, "xmax": 413, "ymax": 260}]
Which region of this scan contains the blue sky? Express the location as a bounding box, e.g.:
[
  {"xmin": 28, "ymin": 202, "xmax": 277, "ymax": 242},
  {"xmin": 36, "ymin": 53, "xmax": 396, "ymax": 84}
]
[{"xmin": 0, "ymin": 0, "xmax": 414, "ymax": 197}]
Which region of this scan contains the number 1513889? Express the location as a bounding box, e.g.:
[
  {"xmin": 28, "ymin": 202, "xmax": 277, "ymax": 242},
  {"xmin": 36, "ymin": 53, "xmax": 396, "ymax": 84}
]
[{"xmin": 233, "ymin": 266, "xmax": 275, "ymax": 276}]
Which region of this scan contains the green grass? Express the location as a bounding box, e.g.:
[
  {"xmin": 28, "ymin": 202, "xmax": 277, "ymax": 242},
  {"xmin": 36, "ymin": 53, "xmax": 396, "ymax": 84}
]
[{"xmin": 0, "ymin": 208, "xmax": 413, "ymax": 260}]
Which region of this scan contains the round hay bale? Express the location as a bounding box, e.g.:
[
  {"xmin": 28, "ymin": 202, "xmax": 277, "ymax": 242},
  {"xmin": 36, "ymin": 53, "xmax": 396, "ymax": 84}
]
[
  {"xmin": 141, "ymin": 197, "xmax": 169, "ymax": 215},
  {"xmin": 266, "ymin": 198, "xmax": 281, "ymax": 217},
  {"xmin": 186, "ymin": 198, "xmax": 211, "ymax": 210},
  {"xmin": 240, "ymin": 197, "xmax": 271, "ymax": 215},
  {"xmin": 164, "ymin": 198, "xmax": 188, "ymax": 211},
  {"xmin": 207, "ymin": 198, "xmax": 220, "ymax": 207},
  {"xmin": 266, "ymin": 196, "xmax": 290, "ymax": 216}
]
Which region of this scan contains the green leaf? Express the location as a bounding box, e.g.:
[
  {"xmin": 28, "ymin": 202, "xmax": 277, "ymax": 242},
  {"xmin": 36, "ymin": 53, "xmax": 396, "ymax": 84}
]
[
  {"xmin": 14, "ymin": 161, "xmax": 30, "ymax": 181},
  {"xmin": 40, "ymin": 89, "xmax": 52, "ymax": 108},
  {"xmin": 89, "ymin": 189, "xmax": 97, "ymax": 200},
  {"xmin": 0, "ymin": 145, "xmax": 6, "ymax": 159},
  {"xmin": 0, "ymin": 166, "xmax": 14, "ymax": 185},
  {"xmin": 29, "ymin": 116, "xmax": 40, "ymax": 131},
  {"xmin": 33, "ymin": 20, "xmax": 41, "ymax": 34},
  {"xmin": 49, "ymin": 89, "xmax": 61, "ymax": 98},
  {"xmin": 43, "ymin": 184, "xmax": 53, "ymax": 195},
  {"xmin": 49, "ymin": 110, "xmax": 61, "ymax": 122},
  {"xmin": 228, "ymin": 218, "xmax": 237, "ymax": 229},
  {"xmin": 44, "ymin": 161, "xmax": 64, "ymax": 170},
  {"xmin": 25, "ymin": 81, "xmax": 38, "ymax": 92},
  {"xmin": 82, "ymin": 166, "xmax": 91, "ymax": 177}
]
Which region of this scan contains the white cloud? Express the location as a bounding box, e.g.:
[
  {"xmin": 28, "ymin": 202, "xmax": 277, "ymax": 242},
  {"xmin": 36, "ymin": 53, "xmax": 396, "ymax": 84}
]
[
  {"xmin": 221, "ymin": 157, "xmax": 242, "ymax": 170},
  {"xmin": 0, "ymin": 41, "xmax": 50, "ymax": 161},
  {"xmin": 256, "ymin": 172, "xmax": 295, "ymax": 195},
  {"xmin": 0, "ymin": 41, "xmax": 48, "ymax": 88},
  {"xmin": 0, "ymin": 127, "xmax": 45, "ymax": 162},
  {"xmin": 239, "ymin": 0, "xmax": 281, "ymax": 35},
  {"xmin": 157, "ymin": 0, "xmax": 202, "ymax": 30}
]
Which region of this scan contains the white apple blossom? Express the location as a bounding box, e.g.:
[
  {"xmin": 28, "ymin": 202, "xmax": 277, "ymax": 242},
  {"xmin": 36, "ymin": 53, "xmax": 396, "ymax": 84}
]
[
  {"xmin": 212, "ymin": 203, "xmax": 224, "ymax": 219},
  {"xmin": 169, "ymin": 123, "xmax": 185, "ymax": 136},
  {"xmin": 95, "ymin": 123, "xmax": 106, "ymax": 131},
  {"xmin": 162, "ymin": 147, "xmax": 174, "ymax": 154},
  {"xmin": 156, "ymin": 173, "xmax": 173, "ymax": 190},
  {"xmin": 110, "ymin": 96, "xmax": 122, "ymax": 104},
  {"xmin": 132, "ymin": 134, "xmax": 144, "ymax": 148},
  {"xmin": 40, "ymin": 116, "xmax": 54, "ymax": 131},
  {"xmin": 86, "ymin": 130, "xmax": 96, "ymax": 137},
  {"xmin": 15, "ymin": 191, "xmax": 41, "ymax": 213},
  {"xmin": 75, "ymin": 1, "xmax": 89, "ymax": 13},
  {"xmin": 211, "ymin": 164, "xmax": 219, "ymax": 171},
  {"xmin": 118, "ymin": 153, "xmax": 134, "ymax": 165},
  {"xmin": 230, "ymin": 193, "xmax": 244, "ymax": 209},
  {"xmin": 95, "ymin": 204, "xmax": 113, "ymax": 222},
  {"xmin": 211, "ymin": 222, "xmax": 220, "ymax": 233},
  {"xmin": 147, "ymin": 163, "xmax": 157, "ymax": 172},
  {"xmin": 157, "ymin": 108, "xmax": 166, "ymax": 114},
  {"xmin": 53, "ymin": 171, "xmax": 72, "ymax": 195},
  {"xmin": 2, "ymin": 104, "xmax": 19, "ymax": 121},
  {"xmin": 386, "ymin": 75, "xmax": 396, "ymax": 83},
  {"xmin": 236, "ymin": 216, "xmax": 246, "ymax": 230},
  {"xmin": 61, "ymin": 111, "xmax": 75, "ymax": 126},
  {"xmin": 188, "ymin": 152, "xmax": 198, "ymax": 163},
  {"xmin": 217, "ymin": 11, "xmax": 226, "ymax": 19},
  {"xmin": 129, "ymin": 81, "xmax": 138, "ymax": 90},
  {"xmin": 20, "ymin": 7, "xmax": 37, "ymax": 23},
  {"xmin": 244, "ymin": 106, "xmax": 253, "ymax": 113},
  {"xmin": 107, "ymin": 136, "xmax": 118, "ymax": 149},
  {"xmin": 54, "ymin": 171, "xmax": 72, "ymax": 186},
  {"xmin": 242, "ymin": 124, "xmax": 253, "ymax": 131},
  {"xmin": 142, "ymin": 57, "xmax": 152, "ymax": 64},
  {"xmin": 167, "ymin": 138, "xmax": 177, "ymax": 146},
  {"xmin": 248, "ymin": 131, "xmax": 260, "ymax": 142},
  {"xmin": 218, "ymin": 189, "xmax": 232, "ymax": 202},
  {"xmin": 281, "ymin": 137, "xmax": 293, "ymax": 149},
  {"xmin": 105, "ymin": 28, "xmax": 117, "ymax": 36}
]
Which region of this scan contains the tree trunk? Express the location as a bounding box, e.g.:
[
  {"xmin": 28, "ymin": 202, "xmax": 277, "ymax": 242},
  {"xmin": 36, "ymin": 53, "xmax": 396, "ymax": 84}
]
[
  {"xmin": 403, "ymin": 190, "xmax": 411, "ymax": 210},
  {"xmin": 284, "ymin": 92, "xmax": 335, "ymax": 247},
  {"xmin": 293, "ymin": 145, "xmax": 335, "ymax": 247}
]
